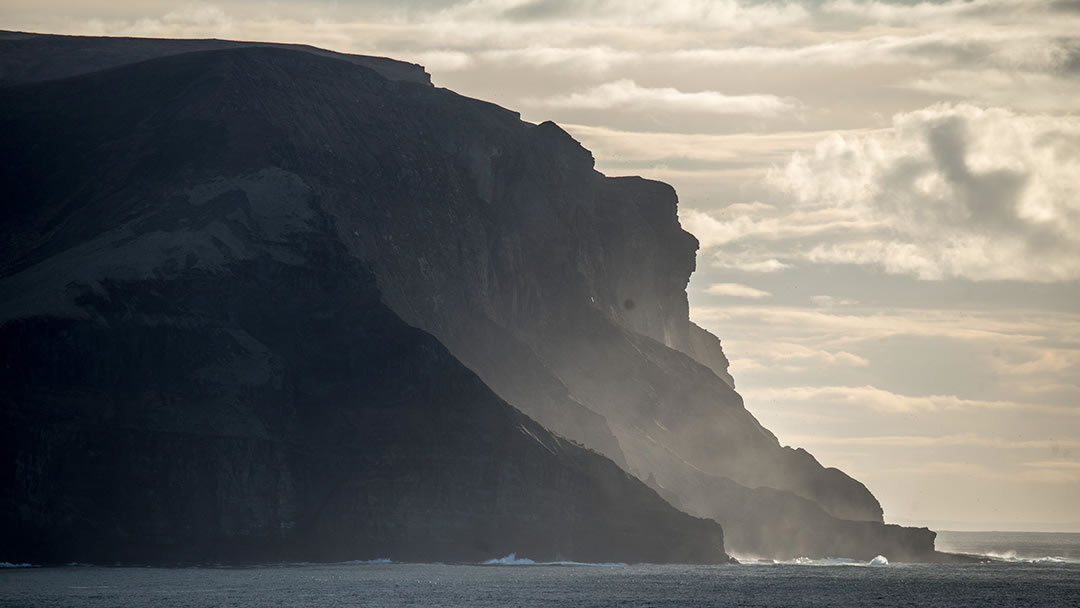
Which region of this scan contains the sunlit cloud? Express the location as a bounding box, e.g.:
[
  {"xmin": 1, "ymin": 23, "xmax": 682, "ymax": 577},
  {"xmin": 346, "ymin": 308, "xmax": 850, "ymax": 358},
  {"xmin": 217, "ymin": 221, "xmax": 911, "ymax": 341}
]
[
  {"xmin": 564, "ymin": 125, "xmax": 857, "ymax": 165},
  {"xmin": 534, "ymin": 79, "xmax": 799, "ymax": 115},
  {"xmin": 703, "ymin": 282, "xmax": 771, "ymax": 299},
  {"xmin": 751, "ymin": 384, "xmax": 1080, "ymax": 416},
  {"xmin": 810, "ymin": 295, "xmax": 858, "ymax": 307},
  {"xmin": 722, "ymin": 339, "xmax": 868, "ymax": 372},
  {"xmin": 680, "ymin": 206, "xmax": 880, "ymax": 249},
  {"xmin": 670, "ymin": 29, "xmax": 1080, "ymax": 71},
  {"xmin": 409, "ymin": 49, "xmax": 475, "ymax": 71},
  {"xmin": 711, "ymin": 256, "xmax": 793, "ymax": 274},
  {"xmin": 769, "ymin": 104, "xmax": 1080, "ymax": 282},
  {"xmin": 782, "ymin": 433, "xmax": 1080, "ymax": 450},
  {"xmin": 906, "ymin": 69, "xmax": 1080, "ymax": 112},
  {"xmin": 691, "ymin": 305, "xmax": 1080, "ymax": 347},
  {"xmin": 438, "ymin": 0, "xmax": 812, "ymax": 30},
  {"xmin": 891, "ymin": 461, "xmax": 1080, "ymax": 484}
]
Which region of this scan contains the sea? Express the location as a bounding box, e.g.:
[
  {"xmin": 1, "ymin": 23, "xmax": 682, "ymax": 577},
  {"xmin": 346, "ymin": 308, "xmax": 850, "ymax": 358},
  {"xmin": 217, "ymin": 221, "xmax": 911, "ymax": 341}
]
[{"xmin": 2, "ymin": 531, "xmax": 1078, "ymax": 607}]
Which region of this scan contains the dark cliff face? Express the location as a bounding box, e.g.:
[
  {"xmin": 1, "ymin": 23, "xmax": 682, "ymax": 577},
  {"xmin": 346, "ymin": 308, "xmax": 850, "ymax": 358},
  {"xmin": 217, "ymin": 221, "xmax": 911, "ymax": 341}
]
[
  {"xmin": 1, "ymin": 33, "xmax": 935, "ymax": 561},
  {"xmin": 0, "ymin": 46, "xmax": 730, "ymax": 565}
]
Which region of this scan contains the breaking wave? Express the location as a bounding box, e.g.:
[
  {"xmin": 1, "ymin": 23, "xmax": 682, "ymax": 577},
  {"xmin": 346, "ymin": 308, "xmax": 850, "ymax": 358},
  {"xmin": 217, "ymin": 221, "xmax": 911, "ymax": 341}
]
[
  {"xmin": 981, "ymin": 551, "xmax": 1077, "ymax": 564},
  {"xmin": 482, "ymin": 553, "xmax": 626, "ymax": 567},
  {"xmin": 736, "ymin": 556, "xmax": 889, "ymax": 567},
  {"xmin": 0, "ymin": 562, "xmax": 37, "ymax": 568}
]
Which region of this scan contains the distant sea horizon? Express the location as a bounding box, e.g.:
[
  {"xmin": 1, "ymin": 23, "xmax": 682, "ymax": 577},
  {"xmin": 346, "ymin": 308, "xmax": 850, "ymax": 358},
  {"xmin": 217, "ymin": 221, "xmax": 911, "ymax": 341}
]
[
  {"xmin": 934, "ymin": 530, "xmax": 1080, "ymax": 563},
  {"xmin": 892, "ymin": 519, "xmax": 1080, "ymax": 534}
]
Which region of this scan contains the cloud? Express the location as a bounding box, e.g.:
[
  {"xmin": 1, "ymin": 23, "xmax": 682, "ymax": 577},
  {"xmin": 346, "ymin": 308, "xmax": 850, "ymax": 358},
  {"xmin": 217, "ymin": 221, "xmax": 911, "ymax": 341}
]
[
  {"xmin": 679, "ymin": 206, "xmax": 880, "ymax": 249},
  {"xmin": 692, "ymin": 302, "xmax": 1080, "ymax": 423},
  {"xmin": 669, "ymin": 29, "xmax": 1080, "ymax": 73},
  {"xmin": 408, "ymin": 49, "xmax": 475, "ymax": 71},
  {"xmin": 817, "ymin": 0, "xmax": 1077, "ymax": 29},
  {"xmin": 434, "ymin": 28, "xmax": 1080, "ymax": 79},
  {"xmin": 160, "ymin": 5, "xmax": 233, "ymax": 29},
  {"xmin": 768, "ymin": 104, "xmax": 1080, "ymax": 282},
  {"xmin": 535, "ymin": 79, "xmax": 799, "ymax": 115},
  {"xmin": 810, "ymin": 295, "xmax": 858, "ymax": 307},
  {"xmin": 751, "ymin": 384, "xmax": 1080, "ymax": 416},
  {"xmin": 722, "ymin": 339, "xmax": 869, "ymax": 373},
  {"xmin": 1023, "ymin": 460, "xmax": 1080, "ymax": 469},
  {"xmin": 992, "ymin": 348, "xmax": 1080, "ymax": 376},
  {"xmin": 712, "ymin": 256, "xmax": 793, "ymax": 274},
  {"xmin": 563, "ymin": 125, "xmax": 861, "ymax": 166},
  {"xmin": 704, "ymin": 282, "xmax": 771, "ymax": 299},
  {"xmin": 782, "ymin": 433, "xmax": 1080, "ymax": 450},
  {"xmin": 891, "ymin": 460, "xmax": 1080, "ymax": 484},
  {"xmin": 444, "ymin": 0, "xmax": 812, "ymax": 29},
  {"xmin": 691, "ymin": 304, "xmax": 1080, "ymax": 348},
  {"xmin": 906, "ymin": 69, "xmax": 1080, "ymax": 112}
]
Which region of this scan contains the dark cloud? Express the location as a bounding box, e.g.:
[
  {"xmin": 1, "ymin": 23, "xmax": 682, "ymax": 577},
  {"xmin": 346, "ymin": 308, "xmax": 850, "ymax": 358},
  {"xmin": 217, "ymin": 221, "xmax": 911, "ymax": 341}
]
[
  {"xmin": 1050, "ymin": 0, "xmax": 1080, "ymax": 13},
  {"xmin": 502, "ymin": 0, "xmax": 578, "ymax": 21}
]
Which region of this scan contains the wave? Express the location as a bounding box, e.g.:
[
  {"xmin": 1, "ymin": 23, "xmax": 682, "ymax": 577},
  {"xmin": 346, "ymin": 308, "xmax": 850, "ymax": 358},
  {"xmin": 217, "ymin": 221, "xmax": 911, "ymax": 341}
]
[
  {"xmin": 483, "ymin": 553, "xmax": 536, "ymax": 566},
  {"xmin": 980, "ymin": 551, "xmax": 1078, "ymax": 564},
  {"xmin": 791, "ymin": 556, "xmax": 888, "ymax": 567},
  {"xmin": 736, "ymin": 556, "xmax": 889, "ymax": 567},
  {"xmin": 482, "ymin": 553, "xmax": 626, "ymax": 567},
  {"xmin": 0, "ymin": 562, "xmax": 37, "ymax": 568}
]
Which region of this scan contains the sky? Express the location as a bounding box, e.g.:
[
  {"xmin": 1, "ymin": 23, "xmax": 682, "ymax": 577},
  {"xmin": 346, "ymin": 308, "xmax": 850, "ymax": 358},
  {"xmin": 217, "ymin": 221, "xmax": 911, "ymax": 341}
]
[{"xmin": 5, "ymin": 0, "xmax": 1079, "ymax": 532}]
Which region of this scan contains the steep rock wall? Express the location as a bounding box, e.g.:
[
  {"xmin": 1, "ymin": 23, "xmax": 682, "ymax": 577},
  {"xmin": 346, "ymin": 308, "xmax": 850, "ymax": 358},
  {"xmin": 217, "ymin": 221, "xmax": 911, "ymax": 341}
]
[{"xmin": 0, "ymin": 59, "xmax": 731, "ymax": 565}]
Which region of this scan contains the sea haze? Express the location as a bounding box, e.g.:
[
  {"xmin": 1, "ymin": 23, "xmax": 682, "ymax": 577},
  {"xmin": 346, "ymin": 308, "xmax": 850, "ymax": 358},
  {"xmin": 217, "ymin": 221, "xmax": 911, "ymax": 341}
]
[
  {"xmin": 3, "ymin": 532, "xmax": 1080, "ymax": 608},
  {"xmin": 936, "ymin": 531, "xmax": 1080, "ymax": 564}
]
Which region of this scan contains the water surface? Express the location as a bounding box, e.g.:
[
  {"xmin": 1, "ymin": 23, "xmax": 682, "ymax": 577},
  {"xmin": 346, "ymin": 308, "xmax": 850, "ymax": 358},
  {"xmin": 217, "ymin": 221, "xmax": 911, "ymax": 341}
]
[{"xmin": 4, "ymin": 531, "xmax": 1078, "ymax": 607}]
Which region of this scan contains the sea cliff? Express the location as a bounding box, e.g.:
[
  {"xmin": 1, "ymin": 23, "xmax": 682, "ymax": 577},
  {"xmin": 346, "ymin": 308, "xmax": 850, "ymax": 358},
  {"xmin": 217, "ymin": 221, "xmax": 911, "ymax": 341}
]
[{"xmin": 0, "ymin": 32, "xmax": 935, "ymax": 562}]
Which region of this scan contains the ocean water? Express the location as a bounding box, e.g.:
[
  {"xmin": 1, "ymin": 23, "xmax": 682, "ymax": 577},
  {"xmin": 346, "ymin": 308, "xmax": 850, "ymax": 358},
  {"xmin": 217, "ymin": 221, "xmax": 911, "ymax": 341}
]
[
  {"xmin": 2, "ymin": 533, "xmax": 1078, "ymax": 607},
  {"xmin": 936, "ymin": 530, "xmax": 1080, "ymax": 563}
]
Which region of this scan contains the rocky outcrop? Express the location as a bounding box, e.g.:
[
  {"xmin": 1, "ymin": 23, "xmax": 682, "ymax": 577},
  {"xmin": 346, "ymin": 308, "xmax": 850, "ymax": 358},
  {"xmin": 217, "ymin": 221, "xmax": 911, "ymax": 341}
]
[
  {"xmin": 1, "ymin": 33, "xmax": 936, "ymax": 561},
  {"xmin": 683, "ymin": 321, "xmax": 736, "ymax": 389}
]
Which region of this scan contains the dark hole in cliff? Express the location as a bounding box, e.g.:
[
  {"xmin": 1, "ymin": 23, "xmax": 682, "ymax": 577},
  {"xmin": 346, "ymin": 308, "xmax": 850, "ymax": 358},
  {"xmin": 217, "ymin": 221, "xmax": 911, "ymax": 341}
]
[{"xmin": 623, "ymin": 298, "xmax": 636, "ymax": 311}]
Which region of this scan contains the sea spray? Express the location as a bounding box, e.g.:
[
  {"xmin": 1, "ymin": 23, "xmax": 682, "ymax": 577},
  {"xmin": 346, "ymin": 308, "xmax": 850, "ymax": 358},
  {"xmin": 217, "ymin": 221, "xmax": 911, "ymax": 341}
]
[{"xmin": 482, "ymin": 554, "xmax": 626, "ymax": 566}]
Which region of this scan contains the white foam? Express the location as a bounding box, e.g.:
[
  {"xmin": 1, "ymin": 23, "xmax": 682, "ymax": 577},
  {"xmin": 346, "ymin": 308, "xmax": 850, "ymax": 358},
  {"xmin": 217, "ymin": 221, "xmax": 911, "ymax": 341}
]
[
  {"xmin": 482, "ymin": 553, "xmax": 626, "ymax": 567},
  {"xmin": 793, "ymin": 557, "xmax": 859, "ymax": 566},
  {"xmin": 982, "ymin": 551, "xmax": 1076, "ymax": 564},
  {"xmin": 484, "ymin": 553, "xmax": 536, "ymax": 566},
  {"xmin": 766, "ymin": 556, "xmax": 888, "ymax": 567}
]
